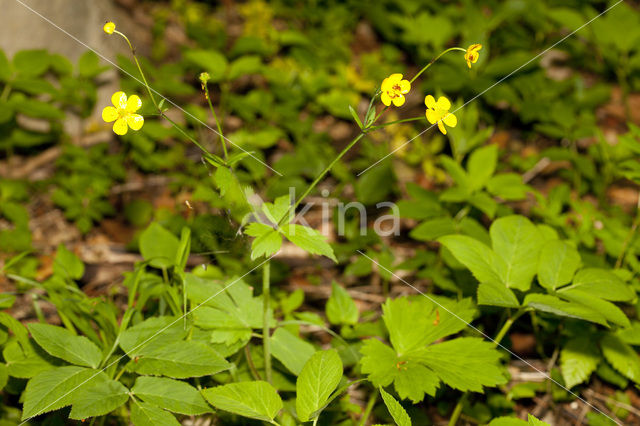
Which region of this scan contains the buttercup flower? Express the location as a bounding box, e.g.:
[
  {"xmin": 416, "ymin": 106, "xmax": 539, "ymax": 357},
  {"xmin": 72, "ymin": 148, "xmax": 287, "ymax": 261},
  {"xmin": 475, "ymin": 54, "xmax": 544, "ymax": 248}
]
[
  {"xmin": 103, "ymin": 21, "xmax": 116, "ymax": 35},
  {"xmin": 425, "ymin": 95, "xmax": 457, "ymax": 135},
  {"xmin": 464, "ymin": 44, "xmax": 482, "ymax": 68},
  {"xmin": 102, "ymin": 91, "xmax": 144, "ymax": 136},
  {"xmin": 380, "ymin": 73, "xmax": 411, "ymax": 107}
]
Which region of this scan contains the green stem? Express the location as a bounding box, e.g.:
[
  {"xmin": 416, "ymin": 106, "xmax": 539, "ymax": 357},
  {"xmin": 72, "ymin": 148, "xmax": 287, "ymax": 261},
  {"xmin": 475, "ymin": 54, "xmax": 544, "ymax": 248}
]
[
  {"xmin": 358, "ymin": 390, "xmax": 377, "ymax": 426},
  {"xmin": 0, "ymin": 83, "xmax": 11, "ymax": 102},
  {"xmin": 160, "ymin": 112, "xmax": 217, "ymax": 159},
  {"xmin": 366, "ymin": 116, "xmax": 424, "ymax": 131},
  {"xmin": 262, "ymin": 261, "xmax": 272, "ymax": 384},
  {"xmin": 278, "ymin": 133, "xmax": 365, "ymax": 227},
  {"xmin": 203, "ymin": 82, "xmax": 228, "ymax": 160},
  {"xmin": 409, "ymin": 47, "xmax": 466, "ymax": 84},
  {"xmin": 448, "ymin": 393, "xmax": 467, "ymax": 426}
]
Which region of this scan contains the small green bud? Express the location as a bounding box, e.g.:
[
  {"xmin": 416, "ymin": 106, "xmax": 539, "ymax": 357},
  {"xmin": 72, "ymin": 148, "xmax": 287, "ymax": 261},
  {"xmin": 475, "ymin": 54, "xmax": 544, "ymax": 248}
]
[{"xmin": 199, "ymin": 72, "xmax": 210, "ymax": 84}]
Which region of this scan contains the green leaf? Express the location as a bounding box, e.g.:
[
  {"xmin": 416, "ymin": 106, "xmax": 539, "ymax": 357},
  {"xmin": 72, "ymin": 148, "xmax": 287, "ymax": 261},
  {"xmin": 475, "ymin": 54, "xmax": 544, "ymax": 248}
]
[
  {"xmin": 245, "ymin": 222, "xmax": 282, "ymax": 260},
  {"xmin": 131, "ymin": 401, "xmax": 180, "ymax": 426},
  {"xmin": 132, "ymin": 376, "xmax": 211, "ymax": 415},
  {"xmin": 558, "ymin": 289, "xmax": 630, "ymax": 328},
  {"xmin": 410, "ymin": 217, "xmax": 457, "ymax": 241},
  {"xmin": 22, "ymin": 366, "xmax": 108, "ymax": 419},
  {"xmin": 227, "ymin": 55, "xmax": 262, "ymax": 80},
  {"xmin": 569, "ymin": 268, "xmax": 635, "ymax": 301},
  {"xmin": 184, "ymin": 49, "xmax": 228, "ymax": 81},
  {"xmin": 379, "ymin": 387, "xmax": 412, "ymax": 426},
  {"xmin": 600, "ymin": 334, "xmax": 640, "ymax": 383},
  {"xmin": 53, "ymin": 244, "xmax": 84, "ymax": 280},
  {"xmin": 13, "ymin": 49, "xmax": 49, "ymax": 77},
  {"xmin": 438, "ymin": 235, "xmax": 503, "ymax": 284},
  {"xmin": 13, "ymin": 98, "xmax": 64, "ymax": 120},
  {"xmin": 281, "ymin": 224, "xmax": 336, "ymax": 262},
  {"xmin": 129, "ymin": 341, "xmax": 231, "ymax": 378},
  {"xmin": 477, "ymin": 280, "xmax": 520, "ymax": 308},
  {"xmin": 488, "ymin": 417, "xmax": 527, "ymax": 426},
  {"xmin": 537, "ymin": 240, "xmax": 581, "ymax": 290},
  {"xmin": 296, "ymin": 349, "xmax": 343, "ymax": 422},
  {"xmin": 349, "ymin": 105, "xmax": 363, "ymax": 129},
  {"xmin": 412, "ymin": 338, "xmax": 507, "ymax": 392},
  {"xmin": 202, "ymin": 381, "xmax": 283, "ymax": 422},
  {"xmin": 490, "ymin": 215, "xmax": 543, "ymax": 291},
  {"xmin": 119, "ymin": 316, "xmax": 187, "ymax": 358},
  {"xmin": 467, "ymin": 144, "xmax": 498, "ymax": 191},
  {"xmin": 28, "ymin": 323, "xmax": 102, "ymax": 368},
  {"xmin": 524, "ymin": 294, "xmax": 607, "ymax": 325},
  {"xmin": 270, "ymin": 327, "xmax": 316, "ymax": 376},
  {"xmin": 326, "ymin": 281, "xmax": 359, "ymax": 325},
  {"xmin": 139, "ymin": 222, "xmax": 180, "ymax": 269},
  {"xmin": 560, "ymin": 336, "xmax": 600, "ymax": 388},
  {"xmin": 69, "ymin": 379, "xmax": 129, "ymax": 420},
  {"xmin": 0, "ymin": 49, "xmax": 11, "ymax": 81},
  {"xmin": 528, "ymin": 414, "xmax": 551, "ymax": 426}
]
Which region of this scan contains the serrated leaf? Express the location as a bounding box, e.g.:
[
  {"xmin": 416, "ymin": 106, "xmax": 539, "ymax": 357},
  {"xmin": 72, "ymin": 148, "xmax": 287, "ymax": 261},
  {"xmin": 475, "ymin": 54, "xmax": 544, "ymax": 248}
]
[
  {"xmin": 69, "ymin": 379, "xmax": 129, "ymax": 420},
  {"xmin": 600, "ymin": 334, "xmax": 640, "ymax": 383},
  {"xmin": 558, "ymin": 289, "xmax": 630, "ymax": 328},
  {"xmin": 296, "ymin": 349, "xmax": 343, "ymax": 422},
  {"xmin": 129, "ymin": 341, "xmax": 230, "ymax": 378},
  {"xmin": 438, "ymin": 235, "xmax": 503, "ymax": 284},
  {"xmin": 131, "ymin": 401, "xmax": 180, "ymax": 426},
  {"xmin": 132, "ymin": 376, "xmax": 211, "ymax": 415},
  {"xmin": 560, "ymin": 336, "xmax": 600, "ymax": 388},
  {"xmin": 28, "ymin": 323, "xmax": 102, "ymax": 368},
  {"xmin": 270, "ymin": 328, "xmax": 316, "ymax": 375},
  {"xmin": 569, "ymin": 268, "xmax": 635, "ymax": 301},
  {"xmin": 281, "ymin": 224, "xmax": 337, "ymax": 262},
  {"xmin": 245, "ymin": 222, "xmax": 282, "ymax": 260},
  {"xmin": 119, "ymin": 316, "xmax": 187, "ymax": 358},
  {"xmin": 412, "ymin": 338, "xmax": 507, "ymax": 392},
  {"xmin": 490, "ymin": 215, "xmax": 543, "ymax": 291},
  {"xmin": 478, "ymin": 280, "xmax": 520, "ymax": 308},
  {"xmin": 22, "ymin": 366, "xmax": 108, "ymax": 419},
  {"xmin": 524, "ymin": 294, "xmax": 607, "ymax": 326},
  {"xmin": 202, "ymin": 381, "xmax": 282, "ymax": 422},
  {"xmin": 379, "ymin": 387, "xmax": 412, "ymax": 426},
  {"xmin": 537, "ymin": 240, "xmax": 580, "ymax": 290},
  {"xmin": 326, "ymin": 281, "xmax": 359, "ymax": 325}
]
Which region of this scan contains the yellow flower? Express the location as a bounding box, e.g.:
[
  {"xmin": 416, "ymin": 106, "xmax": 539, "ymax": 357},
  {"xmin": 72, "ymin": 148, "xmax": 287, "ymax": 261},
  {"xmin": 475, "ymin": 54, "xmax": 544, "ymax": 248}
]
[
  {"xmin": 464, "ymin": 44, "xmax": 482, "ymax": 68},
  {"xmin": 103, "ymin": 21, "xmax": 116, "ymax": 35},
  {"xmin": 425, "ymin": 95, "xmax": 457, "ymax": 135},
  {"xmin": 380, "ymin": 73, "xmax": 411, "ymax": 107},
  {"xmin": 102, "ymin": 91, "xmax": 144, "ymax": 136}
]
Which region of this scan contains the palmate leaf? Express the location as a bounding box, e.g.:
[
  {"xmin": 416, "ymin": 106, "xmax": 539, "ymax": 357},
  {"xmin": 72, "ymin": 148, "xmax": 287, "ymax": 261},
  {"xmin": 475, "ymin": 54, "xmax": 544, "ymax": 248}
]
[
  {"xmin": 131, "ymin": 376, "xmax": 211, "ymax": 415},
  {"xmin": 28, "ymin": 323, "xmax": 102, "ymax": 368},
  {"xmin": 360, "ymin": 296, "xmax": 504, "ymax": 403},
  {"xmin": 295, "ymin": 350, "xmax": 343, "ymax": 422},
  {"xmin": 245, "ymin": 222, "xmax": 281, "ymax": 260},
  {"xmin": 202, "ymin": 381, "xmax": 282, "ymax": 423},
  {"xmin": 281, "ymin": 224, "xmax": 337, "ymax": 262},
  {"xmin": 560, "ymin": 336, "xmax": 600, "ymax": 389}
]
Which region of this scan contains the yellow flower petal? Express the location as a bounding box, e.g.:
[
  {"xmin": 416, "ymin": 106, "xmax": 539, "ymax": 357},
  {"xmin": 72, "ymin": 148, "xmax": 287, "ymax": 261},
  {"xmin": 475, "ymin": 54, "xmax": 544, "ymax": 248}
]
[
  {"xmin": 126, "ymin": 114, "xmax": 144, "ymax": 131},
  {"xmin": 424, "ymin": 95, "xmax": 436, "ymax": 109},
  {"xmin": 381, "ymin": 92, "xmax": 392, "ymax": 106},
  {"xmin": 436, "ymin": 96, "xmax": 451, "ymax": 110},
  {"xmin": 426, "ymin": 109, "xmax": 438, "ymax": 124},
  {"xmin": 388, "ymin": 73, "xmax": 403, "ymax": 83},
  {"xmin": 112, "ymin": 118, "xmax": 128, "ymax": 135},
  {"xmin": 392, "ymin": 95, "xmax": 405, "ymax": 107},
  {"xmin": 443, "ymin": 113, "xmax": 457, "ymax": 128},
  {"xmin": 381, "ymin": 77, "xmax": 392, "ymax": 92},
  {"xmin": 126, "ymin": 95, "xmax": 142, "ymax": 113},
  {"xmin": 111, "ymin": 91, "xmax": 127, "ymax": 109},
  {"xmin": 398, "ymin": 79, "xmax": 410, "ymax": 94},
  {"xmin": 102, "ymin": 106, "xmax": 118, "ymax": 123},
  {"xmin": 437, "ymin": 120, "xmax": 446, "ymax": 135}
]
